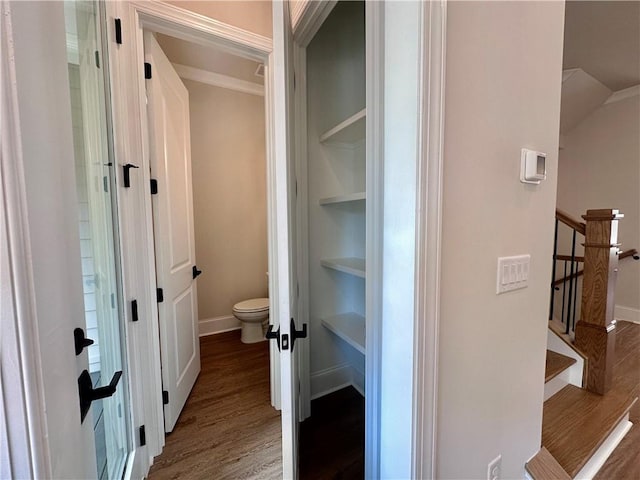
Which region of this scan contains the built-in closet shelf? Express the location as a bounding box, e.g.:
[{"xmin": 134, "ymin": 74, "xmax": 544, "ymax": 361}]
[
  {"xmin": 319, "ymin": 108, "xmax": 366, "ymax": 145},
  {"xmin": 321, "ymin": 313, "xmax": 365, "ymax": 355},
  {"xmin": 321, "ymin": 257, "xmax": 366, "ymax": 278},
  {"xmin": 319, "ymin": 192, "xmax": 366, "ymax": 205}
]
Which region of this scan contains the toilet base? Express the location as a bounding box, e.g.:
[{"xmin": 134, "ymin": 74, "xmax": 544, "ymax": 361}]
[{"xmin": 240, "ymin": 320, "xmax": 267, "ymax": 344}]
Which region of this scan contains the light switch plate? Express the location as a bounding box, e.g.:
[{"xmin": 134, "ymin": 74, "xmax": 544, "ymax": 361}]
[{"xmin": 497, "ymin": 255, "xmax": 530, "ymax": 294}]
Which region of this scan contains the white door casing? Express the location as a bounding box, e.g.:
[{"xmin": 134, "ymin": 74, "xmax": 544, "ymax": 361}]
[
  {"xmin": 272, "ymin": 1, "xmax": 302, "ymax": 477},
  {"xmin": 144, "ymin": 31, "xmax": 201, "ymax": 433}
]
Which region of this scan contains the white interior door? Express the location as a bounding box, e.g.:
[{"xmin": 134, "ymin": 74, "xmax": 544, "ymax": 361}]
[
  {"xmin": 272, "ymin": 1, "xmax": 302, "ymax": 477},
  {"xmin": 144, "ymin": 31, "xmax": 201, "ymax": 433}
]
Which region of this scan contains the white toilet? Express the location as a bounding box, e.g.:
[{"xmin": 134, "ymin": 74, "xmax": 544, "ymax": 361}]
[{"xmin": 232, "ymin": 297, "xmax": 270, "ymax": 344}]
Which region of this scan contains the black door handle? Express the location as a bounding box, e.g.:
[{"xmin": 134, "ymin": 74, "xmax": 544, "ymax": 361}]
[
  {"xmin": 192, "ymin": 265, "xmax": 203, "ymax": 279},
  {"xmin": 265, "ymin": 324, "xmax": 280, "ymax": 351},
  {"xmin": 122, "ymin": 163, "xmax": 139, "ymax": 188},
  {"xmin": 74, "ymin": 328, "xmax": 94, "ymax": 355},
  {"xmin": 78, "ymin": 369, "xmax": 122, "ymax": 422},
  {"xmin": 290, "ymin": 318, "xmax": 307, "ymax": 353}
]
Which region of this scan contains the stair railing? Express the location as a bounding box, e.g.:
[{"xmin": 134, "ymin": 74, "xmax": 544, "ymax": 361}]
[
  {"xmin": 549, "ymin": 209, "xmax": 586, "ymax": 334},
  {"xmin": 551, "ymin": 208, "xmax": 639, "ymax": 395}
]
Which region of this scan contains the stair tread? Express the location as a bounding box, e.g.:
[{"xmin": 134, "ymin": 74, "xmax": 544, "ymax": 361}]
[
  {"xmin": 525, "ymin": 447, "xmax": 571, "ymax": 480},
  {"xmin": 545, "ymin": 350, "xmax": 577, "ymax": 382},
  {"xmin": 542, "ymin": 384, "xmax": 637, "ymax": 478}
]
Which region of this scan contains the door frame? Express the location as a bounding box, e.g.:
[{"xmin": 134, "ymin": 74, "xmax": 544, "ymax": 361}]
[
  {"xmin": 104, "ymin": 1, "xmax": 281, "ymax": 477},
  {"xmin": 291, "ymin": 1, "xmax": 447, "ymax": 478}
]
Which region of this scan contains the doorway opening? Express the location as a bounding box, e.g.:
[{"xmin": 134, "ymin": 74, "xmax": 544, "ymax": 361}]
[{"xmin": 140, "ymin": 28, "xmax": 282, "ymax": 474}]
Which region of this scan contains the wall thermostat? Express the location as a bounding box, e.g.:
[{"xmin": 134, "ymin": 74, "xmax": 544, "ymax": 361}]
[{"xmin": 520, "ymin": 148, "xmax": 547, "ymax": 184}]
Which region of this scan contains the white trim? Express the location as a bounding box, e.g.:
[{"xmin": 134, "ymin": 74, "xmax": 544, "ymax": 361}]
[
  {"xmin": 615, "ymin": 305, "xmax": 640, "ymax": 324},
  {"xmin": 198, "ymin": 315, "xmax": 241, "ymax": 336},
  {"xmin": 574, "ymin": 413, "xmax": 633, "ymax": 480},
  {"xmin": 0, "ymin": 4, "xmax": 52, "ymax": 476},
  {"xmin": 413, "ymin": 1, "xmax": 447, "ymax": 479},
  {"xmin": 291, "ymin": 0, "xmax": 338, "ymax": 48},
  {"xmin": 604, "ymin": 84, "xmax": 640, "ymax": 105},
  {"xmin": 543, "ymin": 369, "xmax": 570, "ymax": 402},
  {"xmin": 294, "ymin": 42, "xmax": 311, "ymax": 421},
  {"xmin": 310, "ymin": 364, "xmax": 353, "ymax": 400},
  {"xmin": 106, "ymin": 1, "xmax": 276, "ymax": 476},
  {"xmin": 173, "ymin": 63, "xmax": 264, "ymax": 97},
  {"xmin": 130, "ymin": 1, "xmax": 271, "ymax": 61}
]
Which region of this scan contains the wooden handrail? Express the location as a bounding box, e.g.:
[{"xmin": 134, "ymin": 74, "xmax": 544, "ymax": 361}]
[
  {"xmin": 556, "ymin": 208, "xmax": 586, "ymax": 235},
  {"xmin": 555, "ymin": 254, "xmax": 585, "ymax": 262},
  {"xmin": 553, "ymin": 248, "xmax": 638, "ymax": 287},
  {"xmin": 619, "ymin": 248, "xmax": 639, "ymax": 261}
]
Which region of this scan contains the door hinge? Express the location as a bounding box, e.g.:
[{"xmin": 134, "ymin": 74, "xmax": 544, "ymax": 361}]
[
  {"xmin": 114, "ymin": 18, "xmax": 122, "ymax": 44},
  {"xmin": 94, "ymin": 50, "xmax": 100, "ymax": 69},
  {"xmin": 150, "ymin": 178, "xmax": 158, "ymax": 195},
  {"xmin": 162, "ymin": 390, "xmax": 169, "ymax": 405},
  {"xmin": 131, "ymin": 299, "xmax": 139, "ymax": 322},
  {"xmin": 110, "ymin": 293, "xmax": 116, "ymax": 309},
  {"xmin": 139, "ymin": 425, "xmax": 146, "ymax": 446},
  {"xmin": 144, "ymin": 62, "xmax": 152, "ymax": 79},
  {"xmin": 103, "ymin": 176, "xmax": 109, "ymax": 193},
  {"xmin": 293, "ymin": 72, "xmax": 296, "ymax": 90},
  {"xmin": 156, "ymin": 288, "xmax": 164, "ymax": 303},
  {"xmin": 295, "ymin": 179, "xmax": 298, "ymax": 196},
  {"xmin": 297, "ymin": 282, "xmax": 299, "ymax": 299}
]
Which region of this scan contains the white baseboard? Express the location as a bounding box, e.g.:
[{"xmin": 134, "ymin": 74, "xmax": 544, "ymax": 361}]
[
  {"xmin": 574, "ymin": 414, "xmax": 632, "ymax": 480},
  {"xmin": 615, "ymin": 305, "xmax": 640, "ymax": 324},
  {"xmin": 310, "ymin": 363, "xmax": 365, "ymax": 400},
  {"xmin": 199, "ymin": 315, "xmax": 241, "ymax": 337}
]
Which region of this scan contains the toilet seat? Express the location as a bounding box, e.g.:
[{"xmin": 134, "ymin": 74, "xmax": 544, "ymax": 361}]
[{"xmin": 233, "ymin": 297, "xmax": 269, "ymax": 313}]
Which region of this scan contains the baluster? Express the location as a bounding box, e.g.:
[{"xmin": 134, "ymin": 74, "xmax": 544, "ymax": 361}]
[
  {"xmin": 565, "ymin": 230, "xmax": 577, "ymax": 335},
  {"xmin": 561, "ymin": 260, "xmax": 567, "ymax": 329},
  {"xmin": 549, "ymin": 219, "xmax": 559, "ymax": 320}
]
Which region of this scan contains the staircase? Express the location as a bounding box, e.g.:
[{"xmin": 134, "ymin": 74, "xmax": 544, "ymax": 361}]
[{"xmin": 526, "ymin": 209, "xmax": 639, "ymax": 479}]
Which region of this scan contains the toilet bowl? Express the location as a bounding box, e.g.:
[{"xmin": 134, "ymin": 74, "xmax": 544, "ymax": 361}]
[{"xmin": 232, "ymin": 298, "xmax": 270, "ymax": 344}]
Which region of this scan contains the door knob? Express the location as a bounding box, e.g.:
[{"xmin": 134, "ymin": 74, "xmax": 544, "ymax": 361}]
[
  {"xmin": 74, "ymin": 328, "xmax": 94, "ymax": 355},
  {"xmin": 192, "ymin": 265, "xmax": 203, "ymax": 279}
]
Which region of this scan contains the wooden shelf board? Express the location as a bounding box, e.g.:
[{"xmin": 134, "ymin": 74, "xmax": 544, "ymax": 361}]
[
  {"xmin": 321, "ymin": 313, "xmax": 365, "ymax": 355},
  {"xmin": 321, "ymin": 257, "xmax": 365, "ymax": 278},
  {"xmin": 319, "ymin": 192, "xmax": 366, "ymax": 205},
  {"xmin": 319, "ymin": 109, "xmax": 366, "ymax": 145}
]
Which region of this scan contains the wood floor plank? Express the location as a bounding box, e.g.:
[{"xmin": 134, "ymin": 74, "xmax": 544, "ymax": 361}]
[
  {"xmin": 148, "ymin": 332, "xmax": 282, "ymax": 480},
  {"xmin": 542, "ymin": 384, "xmax": 636, "ymax": 477},
  {"xmin": 545, "ymin": 350, "xmax": 577, "ymax": 382}
]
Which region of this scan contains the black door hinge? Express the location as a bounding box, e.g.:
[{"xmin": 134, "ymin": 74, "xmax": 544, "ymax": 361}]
[
  {"xmin": 111, "ymin": 293, "xmax": 116, "ymax": 309},
  {"xmin": 114, "ymin": 18, "xmax": 122, "ymax": 44},
  {"xmin": 103, "ymin": 176, "xmax": 109, "ymax": 193},
  {"xmin": 131, "ymin": 299, "xmax": 139, "ymax": 322},
  {"xmin": 150, "ymin": 178, "xmax": 158, "ymax": 195},
  {"xmin": 156, "ymin": 288, "xmax": 164, "ymax": 303},
  {"xmin": 139, "ymin": 425, "xmax": 146, "ymax": 446},
  {"xmin": 162, "ymin": 390, "xmax": 169, "ymax": 405},
  {"xmin": 144, "ymin": 62, "xmax": 152, "ymax": 79},
  {"xmin": 95, "ymin": 50, "xmax": 100, "ymax": 69}
]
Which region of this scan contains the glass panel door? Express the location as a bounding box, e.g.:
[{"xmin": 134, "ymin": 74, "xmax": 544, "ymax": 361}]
[{"xmin": 64, "ymin": 2, "xmax": 130, "ymax": 478}]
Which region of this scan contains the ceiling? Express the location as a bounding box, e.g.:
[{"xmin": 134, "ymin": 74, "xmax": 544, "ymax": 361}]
[
  {"xmin": 563, "ymin": 1, "xmax": 640, "ymax": 91},
  {"xmin": 155, "ymin": 33, "xmax": 264, "ymax": 85}
]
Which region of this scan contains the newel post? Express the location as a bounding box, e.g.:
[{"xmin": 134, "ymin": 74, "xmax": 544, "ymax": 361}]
[{"xmin": 574, "ymin": 209, "xmax": 623, "ymax": 395}]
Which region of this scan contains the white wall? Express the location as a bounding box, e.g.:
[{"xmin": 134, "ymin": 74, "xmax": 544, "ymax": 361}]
[
  {"xmin": 164, "ymin": 0, "xmax": 272, "ymax": 38},
  {"xmin": 557, "ymin": 95, "xmax": 640, "ymax": 314},
  {"xmin": 437, "ymin": 2, "xmax": 565, "ymax": 478},
  {"xmin": 185, "ymin": 80, "xmax": 268, "ymax": 324}
]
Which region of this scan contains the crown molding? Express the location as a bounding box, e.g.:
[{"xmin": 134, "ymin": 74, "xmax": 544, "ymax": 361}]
[
  {"xmin": 604, "ymin": 84, "xmax": 640, "ymax": 105},
  {"xmin": 173, "ymin": 63, "xmax": 264, "ymax": 96}
]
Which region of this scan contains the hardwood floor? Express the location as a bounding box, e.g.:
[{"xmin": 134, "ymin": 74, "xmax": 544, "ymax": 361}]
[
  {"xmin": 595, "ymin": 320, "xmax": 640, "ymax": 479},
  {"xmin": 148, "ymin": 331, "xmax": 281, "ymax": 480},
  {"xmin": 300, "ymin": 387, "xmax": 365, "ymax": 479}
]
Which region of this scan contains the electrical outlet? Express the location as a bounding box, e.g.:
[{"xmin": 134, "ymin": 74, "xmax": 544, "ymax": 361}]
[{"xmin": 487, "ymin": 455, "xmax": 501, "ymax": 480}]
